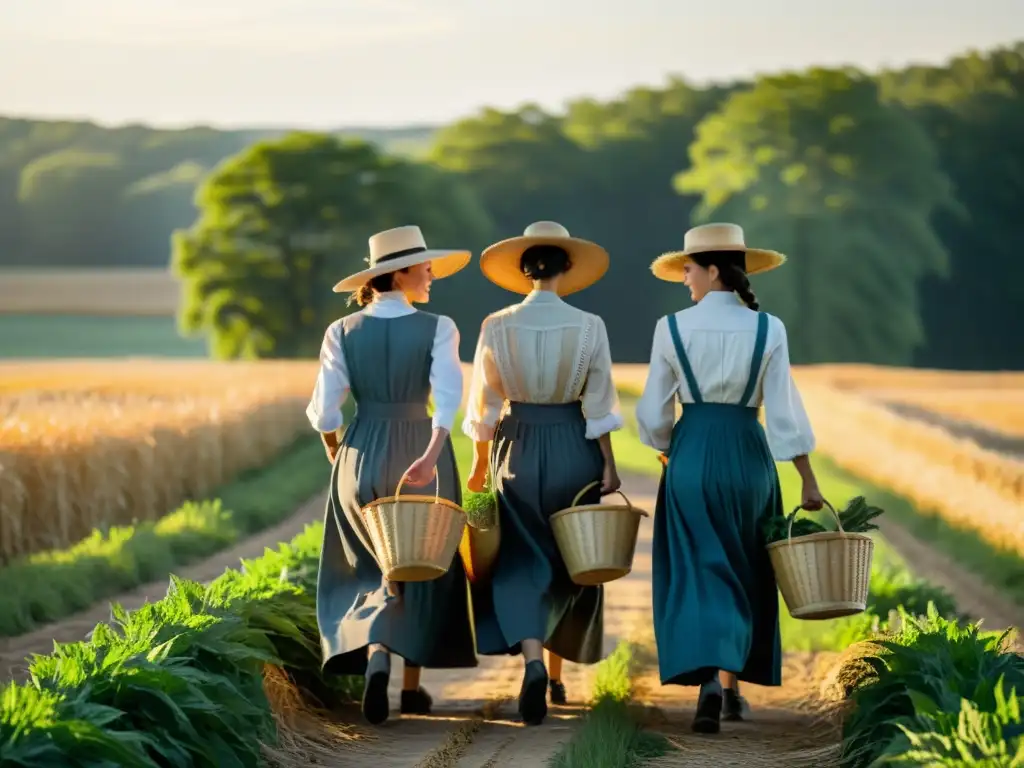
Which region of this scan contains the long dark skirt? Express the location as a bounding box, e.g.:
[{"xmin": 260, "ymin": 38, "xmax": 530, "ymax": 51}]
[
  {"xmin": 470, "ymin": 401, "xmax": 606, "ymax": 665},
  {"xmin": 316, "ymin": 410, "xmax": 478, "ymax": 676},
  {"xmin": 652, "ymin": 403, "xmax": 782, "ymax": 687}
]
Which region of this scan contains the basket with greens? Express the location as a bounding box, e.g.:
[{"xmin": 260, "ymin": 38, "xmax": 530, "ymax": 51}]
[
  {"xmin": 459, "ymin": 485, "xmax": 501, "ymax": 584},
  {"xmin": 765, "ymin": 497, "xmax": 883, "ymax": 621}
]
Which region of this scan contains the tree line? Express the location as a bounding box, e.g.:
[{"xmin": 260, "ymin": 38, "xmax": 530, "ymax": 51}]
[{"xmin": 1, "ymin": 42, "xmax": 1021, "ymax": 369}]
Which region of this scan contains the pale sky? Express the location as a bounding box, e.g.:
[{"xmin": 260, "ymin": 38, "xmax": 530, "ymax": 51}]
[{"xmin": 1, "ymin": 0, "xmax": 1022, "ymax": 128}]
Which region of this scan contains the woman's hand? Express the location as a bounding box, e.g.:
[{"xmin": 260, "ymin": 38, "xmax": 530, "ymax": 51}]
[
  {"xmin": 467, "ymin": 440, "xmax": 491, "ymax": 493},
  {"xmin": 467, "ymin": 464, "xmax": 488, "ymax": 493},
  {"xmin": 801, "ymin": 479, "xmax": 824, "ymax": 511},
  {"xmin": 601, "ymin": 463, "xmax": 621, "ymax": 495},
  {"xmin": 403, "ymin": 454, "xmax": 437, "ymax": 488},
  {"xmin": 792, "ymin": 455, "xmax": 823, "ymax": 511}
]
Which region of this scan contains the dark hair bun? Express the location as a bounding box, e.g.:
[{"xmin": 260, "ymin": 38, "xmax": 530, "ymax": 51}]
[{"xmin": 520, "ymin": 244, "xmax": 571, "ymax": 280}]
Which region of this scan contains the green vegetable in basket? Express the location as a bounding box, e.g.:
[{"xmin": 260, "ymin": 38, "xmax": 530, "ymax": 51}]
[
  {"xmin": 463, "ymin": 486, "xmax": 499, "ymax": 530},
  {"xmin": 763, "ymin": 496, "xmax": 884, "ymax": 545}
]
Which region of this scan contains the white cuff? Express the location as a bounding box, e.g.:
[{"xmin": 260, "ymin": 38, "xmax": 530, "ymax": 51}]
[
  {"xmin": 306, "ymin": 401, "xmax": 343, "ymax": 433},
  {"xmin": 584, "ymin": 411, "xmax": 624, "ymax": 440},
  {"xmin": 432, "ymin": 411, "xmax": 456, "ymax": 433},
  {"xmin": 461, "ymin": 416, "xmax": 497, "ymax": 442}
]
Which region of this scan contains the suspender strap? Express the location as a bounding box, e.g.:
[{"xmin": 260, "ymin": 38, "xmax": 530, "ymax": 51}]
[
  {"xmin": 667, "ymin": 314, "xmax": 704, "ymax": 405},
  {"xmin": 738, "ymin": 312, "xmax": 769, "ymax": 407}
]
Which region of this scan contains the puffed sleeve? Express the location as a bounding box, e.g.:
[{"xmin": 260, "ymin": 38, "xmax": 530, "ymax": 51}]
[
  {"xmin": 461, "ymin": 317, "xmax": 506, "ymax": 442},
  {"xmin": 635, "ymin": 316, "xmax": 679, "ymax": 452},
  {"xmin": 581, "ymin": 315, "xmax": 624, "ymax": 439},
  {"xmin": 762, "ymin": 317, "xmax": 816, "ymax": 461},
  {"xmin": 429, "ymin": 315, "xmax": 464, "ymax": 432},
  {"xmin": 305, "ymin": 320, "xmax": 350, "ymax": 433}
]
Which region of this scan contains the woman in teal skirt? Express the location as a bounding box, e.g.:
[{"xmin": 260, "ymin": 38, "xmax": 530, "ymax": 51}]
[
  {"xmin": 463, "ymin": 221, "xmax": 624, "ymax": 726},
  {"xmin": 636, "ymin": 223, "xmax": 823, "ymax": 734},
  {"xmin": 307, "ymin": 225, "xmax": 478, "ymax": 725}
]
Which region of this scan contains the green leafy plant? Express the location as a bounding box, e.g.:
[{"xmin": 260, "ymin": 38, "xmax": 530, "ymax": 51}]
[
  {"xmin": 0, "ymin": 521, "xmax": 359, "ymax": 768},
  {"xmin": 764, "ymin": 496, "xmax": 884, "ymax": 544},
  {"xmin": 839, "ymin": 605, "xmax": 1024, "ymax": 767},
  {"xmin": 879, "ymin": 678, "xmax": 1024, "ymax": 765},
  {"xmin": 463, "ymin": 486, "xmax": 498, "ymax": 530}
]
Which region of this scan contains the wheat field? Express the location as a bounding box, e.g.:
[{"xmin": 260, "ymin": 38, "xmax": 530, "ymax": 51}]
[
  {"xmin": 1, "ymin": 359, "xmax": 1021, "ymax": 566},
  {"xmin": 0, "ymin": 360, "xmax": 317, "ymax": 562}
]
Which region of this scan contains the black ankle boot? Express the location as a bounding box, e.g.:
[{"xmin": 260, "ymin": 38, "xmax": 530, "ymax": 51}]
[
  {"xmin": 549, "ymin": 679, "xmax": 567, "ymax": 705},
  {"xmin": 722, "ymin": 687, "xmax": 750, "ymax": 721},
  {"xmin": 519, "ymin": 660, "xmax": 549, "ymax": 725},
  {"xmin": 400, "ymin": 686, "xmax": 433, "ymax": 715},
  {"xmin": 692, "ymin": 682, "xmax": 722, "ymax": 734},
  {"xmin": 362, "ymin": 651, "xmax": 391, "ymax": 725}
]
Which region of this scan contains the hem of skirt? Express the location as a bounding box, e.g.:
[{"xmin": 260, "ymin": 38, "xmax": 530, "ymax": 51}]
[
  {"xmin": 659, "ymin": 663, "xmax": 781, "ymax": 688},
  {"xmin": 476, "ymin": 640, "xmax": 606, "ymax": 666},
  {"xmin": 322, "ymin": 648, "xmax": 479, "ymax": 676}
]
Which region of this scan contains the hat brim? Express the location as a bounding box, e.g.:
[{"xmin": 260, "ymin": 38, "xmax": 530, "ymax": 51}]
[
  {"xmin": 332, "ymin": 249, "xmax": 471, "ymax": 293},
  {"xmin": 479, "ymin": 236, "xmax": 609, "ymax": 296},
  {"xmin": 650, "ymin": 247, "xmax": 786, "ymax": 282}
]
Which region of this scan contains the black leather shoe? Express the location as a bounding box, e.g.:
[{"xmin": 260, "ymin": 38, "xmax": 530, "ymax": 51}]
[
  {"xmin": 400, "ymin": 686, "xmax": 433, "ymax": 715},
  {"xmin": 692, "ymin": 685, "xmax": 722, "ymax": 734},
  {"xmin": 549, "ymin": 680, "xmax": 567, "ymax": 705},
  {"xmin": 519, "ymin": 660, "xmax": 549, "ymax": 725},
  {"xmin": 362, "ymin": 651, "xmax": 391, "ymax": 725},
  {"xmin": 722, "ymin": 688, "xmax": 750, "ymax": 721}
]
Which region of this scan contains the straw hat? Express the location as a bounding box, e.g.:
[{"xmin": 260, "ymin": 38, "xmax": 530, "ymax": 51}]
[
  {"xmin": 479, "ymin": 221, "xmax": 609, "ymax": 296},
  {"xmin": 332, "ymin": 225, "xmax": 471, "ymax": 293},
  {"xmin": 650, "ymin": 223, "xmax": 786, "ymax": 282}
]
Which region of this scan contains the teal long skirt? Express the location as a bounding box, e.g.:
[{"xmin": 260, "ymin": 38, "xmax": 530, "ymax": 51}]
[{"xmin": 652, "ymin": 402, "xmax": 783, "ymax": 687}]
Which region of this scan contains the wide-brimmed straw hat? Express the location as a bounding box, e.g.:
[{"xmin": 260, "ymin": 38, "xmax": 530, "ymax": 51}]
[
  {"xmin": 479, "ymin": 221, "xmax": 609, "ymax": 296},
  {"xmin": 332, "ymin": 225, "xmax": 471, "ymax": 293},
  {"xmin": 650, "ymin": 223, "xmax": 786, "ymax": 282}
]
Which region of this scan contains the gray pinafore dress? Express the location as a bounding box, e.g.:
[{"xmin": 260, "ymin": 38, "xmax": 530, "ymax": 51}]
[
  {"xmin": 316, "ymin": 311, "xmax": 477, "ymax": 675},
  {"xmin": 652, "ymin": 311, "xmax": 783, "ymax": 687},
  {"xmin": 470, "ymin": 401, "xmax": 605, "ymax": 664}
]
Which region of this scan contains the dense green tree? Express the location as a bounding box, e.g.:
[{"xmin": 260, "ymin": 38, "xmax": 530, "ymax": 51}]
[
  {"xmin": 881, "ymin": 43, "xmax": 1024, "ymax": 370},
  {"xmin": 171, "ymin": 133, "xmax": 493, "ymax": 359},
  {"xmin": 677, "ymin": 68, "xmax": 954, "ymax": 365}
]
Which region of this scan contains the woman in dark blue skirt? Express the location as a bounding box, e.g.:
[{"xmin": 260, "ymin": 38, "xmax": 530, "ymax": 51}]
[
  {"xmin": 462, "ymin": 221, "xmax": 624, "ymax": 726},
  {"xmin": 637, "ymin": 223, "xmax": 823, "ymax": 734},
  {"xmin": 308, "ymin": 226, "xmax": 478, "ymax": 725}
]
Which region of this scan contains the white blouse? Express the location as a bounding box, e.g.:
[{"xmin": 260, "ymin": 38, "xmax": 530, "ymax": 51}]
[
  {"xmin": 305, "ymin": 291, "xmax": 463, "ymax": 434},
  {"xmin": 635, "ymin": 291, "xmax": 815, "ymax": 461},
  {"xmin": 462, "ymin": 290, "xmax": 623, "ymax": 442}
]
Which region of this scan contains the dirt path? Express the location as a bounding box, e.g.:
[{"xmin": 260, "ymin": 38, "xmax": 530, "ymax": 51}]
[
  {"xmin": 878, "ymin": 515, "xmax": 1024, "ymax": 636},
  {"xmin": 0, "ymin": 493, "xmax": 326, "ymax": 682}
]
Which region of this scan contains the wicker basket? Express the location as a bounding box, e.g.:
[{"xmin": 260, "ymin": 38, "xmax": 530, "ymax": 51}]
[
  {"xmin": 550, "ymin": 481, "xmax": 649, "ymax": 586},
  {"xmin": 360, "ymin": 471, "xmax": 467, "ymax": 583},
  {"xmin": 766, "ymin": 501, "xmax": 875, "ymax": 620}
]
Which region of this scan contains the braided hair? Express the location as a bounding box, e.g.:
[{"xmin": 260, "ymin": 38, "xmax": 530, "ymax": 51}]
[{"xmin": 690, "ymin": 250, "xmax": 759, "ymax": 310}]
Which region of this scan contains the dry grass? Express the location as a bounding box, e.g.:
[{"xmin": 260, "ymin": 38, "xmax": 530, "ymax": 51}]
[
  {"xmin": 0, "ymin": 360, "xmax": 317, "ymax": 562},
  {"xmin": 796, "ymin": 383, "xmax": 1024, "ymax": 555}
]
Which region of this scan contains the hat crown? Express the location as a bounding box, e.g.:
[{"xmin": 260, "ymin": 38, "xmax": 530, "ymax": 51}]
[
  {"xmin": 367, "ymin": 225, "xmax": 427, "ymax": 266},
  {"xmin": 523, "ymin": 221, "xmax": 571, "ymax": 239},
  {"xmin": 684, "ymin": 223, "xmax": 746, "ymax": 253}
]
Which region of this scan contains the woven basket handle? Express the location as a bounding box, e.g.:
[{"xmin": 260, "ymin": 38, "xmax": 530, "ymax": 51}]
[
  {"xmin": 786, "ymin": 499, "xmax": 840, "ymax": 540},
  {"xmin": 395, "ymin": 466, "xmax": 440, "ymax": 502},
  {"xmin": 571, "ymin": 480, "xmax": 634, "ymax": 510}
]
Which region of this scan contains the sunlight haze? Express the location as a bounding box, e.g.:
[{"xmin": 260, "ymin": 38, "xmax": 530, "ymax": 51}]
[{"xmin": 3, "ymin": 0, "xmax": 1023, "ymax": 127}]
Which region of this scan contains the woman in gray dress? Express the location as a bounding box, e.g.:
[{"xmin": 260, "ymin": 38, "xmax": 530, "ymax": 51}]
[
  {"xmin": 463, "ymin": 221, "xmax": 624, "ymax": 726},
  {"xmin": 306, "ymin": 225, "xmax": 478, "ymax": 725}
]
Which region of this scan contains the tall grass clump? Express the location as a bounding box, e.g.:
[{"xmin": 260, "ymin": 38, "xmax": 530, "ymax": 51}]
[{"xmin": 549, "ymin": 642, "xmax": 668, "ymax": 768}]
